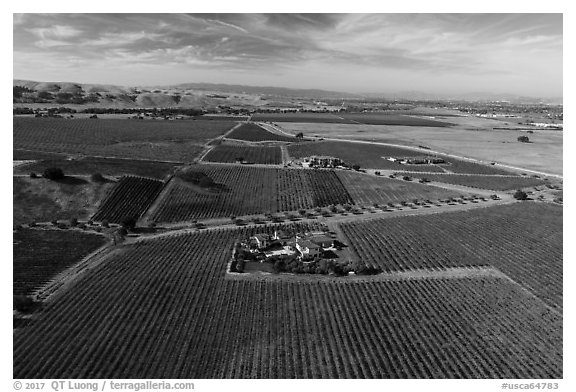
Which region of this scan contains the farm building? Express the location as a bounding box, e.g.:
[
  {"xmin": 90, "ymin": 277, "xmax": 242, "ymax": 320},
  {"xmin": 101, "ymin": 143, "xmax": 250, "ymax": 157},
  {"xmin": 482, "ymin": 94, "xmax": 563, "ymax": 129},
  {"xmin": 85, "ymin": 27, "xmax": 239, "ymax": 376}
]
[
  {"xmin": 251, "ymin": 234, "xmax": 271, "ymax": 249},
  {"xmin": 273, "ymin": 230, "xmax": 293, "ymax": 245},
  {"xmin": 303, "ymin": 155, "xmax": 345, "ymax": 168},
  {"xmin": 295, "ymin": 240, "xmax": 321, "ymax": 258},
  {"xmin": 387, "ymin": 156, "xmax": 446, "ymax": 165}
]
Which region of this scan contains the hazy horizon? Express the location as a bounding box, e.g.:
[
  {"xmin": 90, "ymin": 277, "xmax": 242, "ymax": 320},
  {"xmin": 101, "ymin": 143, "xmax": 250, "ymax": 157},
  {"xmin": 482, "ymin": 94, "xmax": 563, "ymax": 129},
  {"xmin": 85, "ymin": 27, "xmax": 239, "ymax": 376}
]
[{"xmin": 13, "ymin": 13, "xmax": 563, "ymax": 98}]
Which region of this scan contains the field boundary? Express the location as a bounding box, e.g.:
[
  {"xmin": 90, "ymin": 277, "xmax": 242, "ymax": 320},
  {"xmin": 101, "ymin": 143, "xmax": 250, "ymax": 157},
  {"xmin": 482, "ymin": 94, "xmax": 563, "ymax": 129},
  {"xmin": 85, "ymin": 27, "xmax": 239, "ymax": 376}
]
[
  {"xmin": 33, "ymin": 239, "xmax": 118, "ymax": 303},
  {"xmin": 225, "ymin": 265, "xmax": 509, "ymax": 283}
]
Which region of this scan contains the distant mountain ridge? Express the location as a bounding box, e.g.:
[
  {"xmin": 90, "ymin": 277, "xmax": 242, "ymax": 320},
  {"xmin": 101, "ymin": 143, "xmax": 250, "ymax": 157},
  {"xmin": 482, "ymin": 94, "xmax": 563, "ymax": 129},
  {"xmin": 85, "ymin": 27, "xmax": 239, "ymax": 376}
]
[{"xmin": 13, "ymin": 79, "xmax": 562, "ymax": 106}]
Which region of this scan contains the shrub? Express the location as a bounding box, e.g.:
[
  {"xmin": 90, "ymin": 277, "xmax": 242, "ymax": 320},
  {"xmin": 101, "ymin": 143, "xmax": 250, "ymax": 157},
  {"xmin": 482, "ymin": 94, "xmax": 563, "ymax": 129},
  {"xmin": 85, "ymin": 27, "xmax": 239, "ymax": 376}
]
[
  {"xmin": 517, "ymin": 136, "xmax": 530, "ymax": 143},
  {"xmin": 43, "ymin": 167, "xmax": 65, "ymax": 180},
  {"xmin": 69, "ymin": 217, "xmax": 78, "ymax": 227},
  {"xmin": 101, "ymin": 219, "xmax": 109, "ymax": 228},
  {"xmin": 29, "ymin": 172, "xmax": 37, "ymax": 179},
  {"xmin": 513, "ymin": 190, "xmax": 528, "ymax": 200}
]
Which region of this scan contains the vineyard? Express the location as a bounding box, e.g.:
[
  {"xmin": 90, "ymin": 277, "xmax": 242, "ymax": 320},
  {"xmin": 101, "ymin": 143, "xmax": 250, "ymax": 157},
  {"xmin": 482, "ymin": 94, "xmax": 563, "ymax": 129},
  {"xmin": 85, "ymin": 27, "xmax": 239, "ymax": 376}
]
[
  {"xmin": 151, "ymin": 166, "xmax": 353, "ymax": 222},
  {"xmin": 13, "ymin": 117, "xmax": 232, "ymax": 161},
  {"xmin": 203, "ymin": 144, "xmax": 282, "ymax": 164},
  {"xmin": 13, "ymin": 229, "xmax": 106, "ymax": 296},
  {"xmin": 336, "ymin": 170, "xmax": 469, "ymax": 206},
  {"xmin": 92, "ymin": 176, "xmax": 165, "ymax": 223},
  {"xmin": 339, "ymin": 202, "xmax": 562, "ymax": 310},
  {"xmin": 15, "ymin": 157, "xmax": 181, "ymax": 180},
  {"xmin": 13, "ymin": 227, "xmax": 562, "ymax": 378},
  {"xmin": 226, "ymin": 122, "xmax": 299, "ymax": 142},
  {"xmin": 402, "ymin": 173, "xmax": 548, "ymax": 191}
]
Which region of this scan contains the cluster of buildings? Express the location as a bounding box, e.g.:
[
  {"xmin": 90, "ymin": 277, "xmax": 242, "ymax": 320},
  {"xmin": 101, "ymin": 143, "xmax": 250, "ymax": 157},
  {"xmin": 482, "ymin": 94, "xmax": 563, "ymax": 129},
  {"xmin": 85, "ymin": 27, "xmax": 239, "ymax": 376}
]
[
  {"xmin": 387, "ymin": 156, "xmax": 446, "ymax": 165},
  {"xmin": 245, "ymin": 230, "xmax": 337, "ymax": 260},
  {"xmin": 301, "ymin": 156, "xmax": 346, "ymax": 169}
]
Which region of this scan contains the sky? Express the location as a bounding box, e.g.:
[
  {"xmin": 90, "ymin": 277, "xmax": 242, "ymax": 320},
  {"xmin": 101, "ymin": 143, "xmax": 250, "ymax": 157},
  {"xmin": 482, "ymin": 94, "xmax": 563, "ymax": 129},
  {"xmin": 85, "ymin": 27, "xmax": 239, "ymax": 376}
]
[{"xmin": 13, "ymin": 13, "xmax": 563, "ymax": 97}]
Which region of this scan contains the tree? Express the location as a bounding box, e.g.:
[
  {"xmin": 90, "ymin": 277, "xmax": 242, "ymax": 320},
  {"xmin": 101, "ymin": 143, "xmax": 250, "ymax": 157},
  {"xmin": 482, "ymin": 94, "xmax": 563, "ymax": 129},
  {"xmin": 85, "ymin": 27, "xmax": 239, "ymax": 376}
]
[
  {"xmin": 299, "ymin": 209, "xmax": 307, "ymax": 216},
  {"xmin": 91, "ymin": 173, "xmax": 106, "ymax": 183},
  {"xmin": 13, "ymin": 295, "xmax": 40, "ymax": 313},
  {"xmin": 43, "ymin": 167, "xmax": 65, "ymax": 180},
  {"xmin": 517, "ymin": 135, "xmax": 530, "ymax": 143},
  {"xmin": 295, "ymin": 132, "xmax": 304, "ymax": 139},
  {"xmin": 513, "ymin": 190, "xmax": 528, "ymax": 200},
  {"xmin": 29, "ymin": 172, "xmax": 37, "ymax": 179},
  {"xmin": 352, "ymin": 164, "xmax": 361, "ymax": 171},
  {"xmin": 120, "ymin": 216, "xmax": 137, "ymax": 230},
  {"xmin": 236, "ymin": 259, "xmax": 245, "ymax": 273}
]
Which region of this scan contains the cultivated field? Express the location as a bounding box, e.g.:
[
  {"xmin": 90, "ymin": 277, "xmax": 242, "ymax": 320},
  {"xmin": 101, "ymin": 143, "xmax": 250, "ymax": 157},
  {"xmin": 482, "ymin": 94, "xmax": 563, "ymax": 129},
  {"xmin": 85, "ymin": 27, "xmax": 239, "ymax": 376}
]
[
  {"xmin": 13, "ymin": 228, "xmax": 562, "ymax": 378},
  {"xmin": 281, "ymin": 120, "xmax": 563, "ymax": 175},
  {"xmin": 13, "ymin": 177, "xmax": 114, "ymax": 226},
  {"xmin": 13, "ymin": 149, "xmax": 67, "ymax": 160},
  {"xmin": 251, "ymin": 112, "xmax": 353, "ymax": 123},
  {"xmin": 15, "ymin": 157, "xmax": 181, "ymax": 180},
  {"xmin": 150, "ymin": 166, "xmax": 353, "ymax": 222},
  {"xmin": 226, "ymin": 122, "xmax": 300, "ymax": 142},
  {"xmin": 339, "ymin": 202, "xmax": 562, "ymax": 310},
  {"xmin": 336, "ymin": 171, "xmax": 470, "ymax": 205},
  {"xmin": 92, "ymin": 176, "xmax": 165, "ymax": 223},
  {"xmin": 13, "ymin": 229, "xmax": 106, "ymax": 296},
  {"xmin": 340, "ymin": 112, "xmax": 454, "ymax": 127},
  {"xmin": 251, "ymin": 112, "xmax": 455, "ymax": 127},
  {"xmin": 288, "ymin": 141, "xmax": 446, "ymax": 172},
  {"xmin": 405, "ymin": 173, "xmax": 549, "ymax": 191},
  {"xmin": 13, "ymin": 117, "xmax": 233, "ymax": 161},
  {"xmin": 203, "ymin": 145, "xmax": 282, "ymax": 165}
]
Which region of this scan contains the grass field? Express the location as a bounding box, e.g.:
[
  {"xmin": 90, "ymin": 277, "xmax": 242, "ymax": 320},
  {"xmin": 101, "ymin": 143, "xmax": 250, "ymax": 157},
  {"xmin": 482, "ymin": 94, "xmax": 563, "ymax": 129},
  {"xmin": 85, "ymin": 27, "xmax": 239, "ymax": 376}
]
[
  {"xmin": 13, "ymin": 229, "xmax": 106, "ymax": 296},
  {"xmin": 13, "ymin": 227, "xmax": 562, "ymax": 378},
  {"xmin": 15, "ymin": 157, "xmax": 181, "ymax": 180},
  {"xmin": 405, "ymin": 173, "xmax": 549, "ymax": 191},
  {"xmin": 13, "ymin": 177, "xmax": 114, "ymax": 225},
  {"xmin": 150, "ymin": 165, "xmax": 353, "ymax": 222},
  {"xmin": 226, "ymin": 122, "xmax": 300, "ymax": 142},
  {"xmin": 336, "ymin": 171, "xmax": 470, "ymax": 205},
  {"xmin": 203, "ymin": 145, "xmax": 283, "ymax": 164},
  {"xmin": 13, "ymin": 117, "xmax": 233, "ymax": 161},
  {"xmin": 339, "ymin": 202, "xmax": 562, "ymax": 310}
]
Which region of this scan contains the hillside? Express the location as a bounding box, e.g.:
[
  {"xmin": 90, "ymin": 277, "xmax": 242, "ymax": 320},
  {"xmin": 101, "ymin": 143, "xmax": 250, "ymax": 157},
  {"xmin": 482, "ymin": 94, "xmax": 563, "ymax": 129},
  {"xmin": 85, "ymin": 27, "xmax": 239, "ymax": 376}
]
[{"xmin": 13, "ymin": 79, "xmax": 355, "ymax": 109}]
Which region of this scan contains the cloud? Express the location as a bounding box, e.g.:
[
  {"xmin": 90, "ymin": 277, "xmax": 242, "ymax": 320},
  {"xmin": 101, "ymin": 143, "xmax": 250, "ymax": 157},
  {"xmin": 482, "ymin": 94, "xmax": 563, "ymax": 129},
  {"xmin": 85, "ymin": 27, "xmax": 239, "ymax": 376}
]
[{"xmin": 12, "ymin": 13, "xmax": 563, "ymax": 96}]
